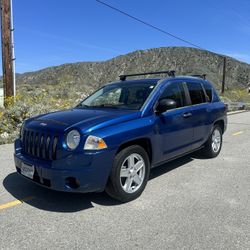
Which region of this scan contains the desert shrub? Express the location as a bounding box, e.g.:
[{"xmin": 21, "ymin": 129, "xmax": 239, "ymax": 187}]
[
  {"xmin": 0, "ymin": 82, "xmax": 93, "ymax": 144},
  {"xmin": 221, "ymin": 89, "xmax": 250, "ymax": 103}
]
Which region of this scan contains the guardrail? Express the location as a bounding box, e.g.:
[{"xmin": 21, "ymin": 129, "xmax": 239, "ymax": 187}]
[{"xmin": 225, "ymin": 102, "xmax": 250, "ymax": 112}]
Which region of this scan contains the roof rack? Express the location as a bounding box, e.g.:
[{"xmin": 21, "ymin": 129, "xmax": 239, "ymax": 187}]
[
  {"xmin": 190, "ymin": 74, "xmax": 206, "ymax": 80},
  {"xmin": 119, "ymin": 70, "xmax": 175, "ymax": 81}
]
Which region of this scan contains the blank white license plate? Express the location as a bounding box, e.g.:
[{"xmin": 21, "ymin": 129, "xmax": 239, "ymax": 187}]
[{"xmin": 20, "ymin": 162, "xmax": 35, "ymax": 179}]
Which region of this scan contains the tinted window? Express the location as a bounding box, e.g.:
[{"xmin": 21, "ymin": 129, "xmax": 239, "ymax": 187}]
[
  {"xmin": 186, "ymin": 82, "xmax": 206, "ymax": 105},
  {"xmin": 159, "ymin": 82, "xmax": 186, "ymax": 108},
  {"xmin": 203, "ymin": 84, "xmax": 213, "ymax": 102}
]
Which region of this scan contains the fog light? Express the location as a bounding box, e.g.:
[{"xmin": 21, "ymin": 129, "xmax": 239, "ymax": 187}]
[{"xmin": 65, "ymin": 177, "xmax": 80, "ymax": 189}]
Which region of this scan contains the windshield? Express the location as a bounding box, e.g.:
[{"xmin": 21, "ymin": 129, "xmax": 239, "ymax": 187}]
[{"xmin": 77, "ymin": 82, "xmax": 156, "ymax": 110}]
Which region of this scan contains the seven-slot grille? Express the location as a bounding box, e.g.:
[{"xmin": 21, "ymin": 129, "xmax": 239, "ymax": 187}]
[{"xmin": 21, "ymin": 129, "xmax": 59, "ymax": 160}]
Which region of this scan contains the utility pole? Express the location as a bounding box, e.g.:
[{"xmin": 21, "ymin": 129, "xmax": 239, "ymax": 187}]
[
  {"xmin": 221, "ymin": 56, "xmax": 226, "ymax": 94},
  {"xmin": 1, "ymin": 0, "xmax": 15, "ymax": 107}
]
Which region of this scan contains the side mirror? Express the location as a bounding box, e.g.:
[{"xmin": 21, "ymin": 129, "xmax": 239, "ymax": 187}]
[{"xmin": 156, "ymin": 98, "xmax": 177, "ymax": 113}]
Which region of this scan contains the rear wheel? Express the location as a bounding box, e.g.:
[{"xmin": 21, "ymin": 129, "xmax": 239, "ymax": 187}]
[
  {"xmin": 201, "ymin": 125, "xmax": 223, "ymax": 158},
  {"xmin": 105, "ymin": 145, "xmax": 150, "ymax": 202}
]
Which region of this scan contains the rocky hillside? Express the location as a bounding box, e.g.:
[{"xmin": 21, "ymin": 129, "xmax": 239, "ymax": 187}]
[{"xmin": 15, "ymin": 47, "xmax": 250, "ymax": 89}]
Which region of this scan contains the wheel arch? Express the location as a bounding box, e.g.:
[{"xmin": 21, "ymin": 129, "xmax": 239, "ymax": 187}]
[
  {"xmin": 214, "ymin": 119, "xmax": 225, "ymax": 134},
  {"xmin": 116, "ymin": 138, "xmax": 153, "ymax": 164}
]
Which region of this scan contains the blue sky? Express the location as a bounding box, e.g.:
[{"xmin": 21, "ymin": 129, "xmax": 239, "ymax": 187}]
[{"xmin": 1, "ymin": 0, "xmax": 250, "ymax": 73}]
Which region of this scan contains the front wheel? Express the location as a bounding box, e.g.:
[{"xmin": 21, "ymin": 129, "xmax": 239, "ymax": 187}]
[
  {"xmin": 201, "ymin": 125, "xmax": 223, "ymax": 158},
  {"xmin": 105, "ymin": 145, "xmax": 150, "ymax": 202}
]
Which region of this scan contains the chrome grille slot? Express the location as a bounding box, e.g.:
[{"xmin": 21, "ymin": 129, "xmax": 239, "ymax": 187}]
[
  {"xmin": 52, "ymin": 136, "xmax": 58, "ymax": 160},
  {"xmin": 25, "ymin": 130, "xmax": 29, "ymax": 153},
  {"xmin": 30, "ymin": 132, "xmax": 34, "ymax": 155},
  {"xmin": 40, "ymin": 134, "xmax": 44, "ymax": 158},
  {"xmin": 27, "ymin": 131, "xmax": 31, "ymax": 154},
  {"xmin": 22, "ymin": 130, "xmax": 26, "ymax": 152},
  {"xmin": 21, "ymin": 129, "xmax": 59, "ymax": 161},
  {"xmin": 45, "ymin": 136, "xmax": 51, "ymax": 159},
  {"xmin": 34, "ymin": 133, "xmax": 39, "ymax": 157}
]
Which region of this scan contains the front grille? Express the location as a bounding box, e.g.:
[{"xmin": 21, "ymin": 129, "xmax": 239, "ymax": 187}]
[{"xmin": 21, "ymin": 129, "xmax": 59, "ymax": 160}]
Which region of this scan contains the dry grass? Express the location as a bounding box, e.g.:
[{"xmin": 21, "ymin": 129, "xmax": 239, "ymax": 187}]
[
  {"xmin": 0, "ymin": 83, "xmax": 92, "ymax": 144},
  {"xmin": 220, "ymin": 89, "xmax": 250, "ymax": 104}
]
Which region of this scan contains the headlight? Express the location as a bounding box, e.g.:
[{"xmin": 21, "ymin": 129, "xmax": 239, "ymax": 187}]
[
  {"xmin": 84, "ymin": 135, "xmax": 107, "ymax": 150},
  {"xmin": 66, "ymin": 130, "xmax": 81, "ymax": 150}
]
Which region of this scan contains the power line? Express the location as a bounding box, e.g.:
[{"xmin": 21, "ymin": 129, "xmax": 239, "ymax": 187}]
[
  {"xmin": 96, "ymin": 0, "xmax": 205, "ymax": 50},
  {"xmin": 96, "ymin": 0, "xmax": 227, "ymax": 93}
]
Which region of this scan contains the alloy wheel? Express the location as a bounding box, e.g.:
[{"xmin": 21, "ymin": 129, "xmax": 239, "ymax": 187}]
[
  {"xmin": 211, "ymin": 128, "xmax": 221, "ymax": 153},
  {"xmin": 120, "ymin": 153, "xmax": 146, "ymax": 194}
]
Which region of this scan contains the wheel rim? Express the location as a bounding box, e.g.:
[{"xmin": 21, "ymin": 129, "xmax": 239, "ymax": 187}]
[
  {"xmin": 120, "ymin": 153, "xmax": 146, "ymax": 194},
  {"xmin": 211, "ymin": 128, "xmax": 221, "ymax": 153}
]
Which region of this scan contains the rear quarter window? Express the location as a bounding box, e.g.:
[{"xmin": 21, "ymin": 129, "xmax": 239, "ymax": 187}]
[
  {"xmin": 203, "ymin": 82, "xmax": 221, "ymax": 102},
  {"xmin": 186, "ymin": 82, "xmax": 206, "ymax": 105},
  {"xmin": 203, "ymin": 84, "xmax": 213, "ymax": 102},
  {"xmin": 212, "ymin": 90, "xmax": 221, "ymax": 102}
]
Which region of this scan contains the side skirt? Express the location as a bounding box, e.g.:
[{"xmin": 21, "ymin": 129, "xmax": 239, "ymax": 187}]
[{"xmin": 151, "ymin": 146, "xmax": 204, "ymax": 169}]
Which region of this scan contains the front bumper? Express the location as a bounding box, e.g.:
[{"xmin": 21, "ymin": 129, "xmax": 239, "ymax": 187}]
[{"xmin": 14, "ymin": 139, "xmax": 115, "ymax": 193}]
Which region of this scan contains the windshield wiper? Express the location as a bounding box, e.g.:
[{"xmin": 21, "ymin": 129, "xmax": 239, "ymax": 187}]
[
  {"xmin": 75, "ymin": 104, "xmax": 89, "ymax": 109},
  {"xmin": 91, "ymin": 104, "xmax": 119, "ymax": 109}
]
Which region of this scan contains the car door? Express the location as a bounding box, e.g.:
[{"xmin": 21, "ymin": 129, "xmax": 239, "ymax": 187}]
[
  {"xmin": 185, "ymin": 81, "xmax": 210, "ymax": 149},
  {"xmin": 154, "ymin": 81, "xmax": 195, "ymax": 163}
]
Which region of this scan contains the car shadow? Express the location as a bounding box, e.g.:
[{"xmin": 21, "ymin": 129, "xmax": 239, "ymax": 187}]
[
  {"xmin": 3, "ymin": 155, "xmax": 195, "ymax": 213},
  {"xmin": 149, "ymin": 155, "xmax": 194, "ymax": 180},
  {"xmin": 2, "ymin": 173, "xmax": 122, "ymax": 213}
]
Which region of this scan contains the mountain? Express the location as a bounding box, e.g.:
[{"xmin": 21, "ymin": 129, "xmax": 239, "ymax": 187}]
[{"xmin": 15, "ymin": 47, "xmax": 250, "ymax": 89}]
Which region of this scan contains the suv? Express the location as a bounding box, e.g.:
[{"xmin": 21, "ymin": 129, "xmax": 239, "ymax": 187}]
[{"xmin": 14, "ymin": 71, "xmax": 227, "ymax": 202}]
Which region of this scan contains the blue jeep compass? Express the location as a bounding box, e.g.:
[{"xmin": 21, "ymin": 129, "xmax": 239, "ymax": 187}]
[{"xmin": 14, "ymin": 71, "xmax": 227, "ymax": 202}]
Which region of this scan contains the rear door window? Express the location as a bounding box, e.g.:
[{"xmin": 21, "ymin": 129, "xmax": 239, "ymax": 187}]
[{"xmin": 186, "ymin": 82, "xmax": 206, "ymax": 105}]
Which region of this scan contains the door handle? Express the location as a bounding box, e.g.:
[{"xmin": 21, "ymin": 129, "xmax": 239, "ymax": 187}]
[{"xmin": 182, "ymin": 112, "xmax": 192, "ymax": 118}]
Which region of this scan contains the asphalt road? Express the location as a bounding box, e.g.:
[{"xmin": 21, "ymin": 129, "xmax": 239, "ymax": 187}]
[{"xmin": 0, "ymin": 112, "xmax": 249, "ymax": 250}]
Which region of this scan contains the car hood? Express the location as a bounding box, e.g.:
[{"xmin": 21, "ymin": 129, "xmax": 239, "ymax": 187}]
[{"xmin": 26, "ymin": 108, "xmax": 141, "ymax": 134}]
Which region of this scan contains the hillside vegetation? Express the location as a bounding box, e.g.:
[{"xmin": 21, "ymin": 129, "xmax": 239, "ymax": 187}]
[
  {"xmin": 0, "ymin": 83, "xmax": 93, "ymax": 144},
  {"xmin": 16, "ymin": 47, "xmax": 250, "ymax": 89},
  {"xmin": 1, "ymin": 46, "xmax": 250, "ymax": 145}
]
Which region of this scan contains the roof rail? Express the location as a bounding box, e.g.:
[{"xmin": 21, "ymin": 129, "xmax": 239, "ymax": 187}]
[
  {"xmin": 119, "ymin": 70, "xmax": 175, "ymax": 81},
  {"xmin": 190, "ymin": 74, "xmax": 206, "ymax": 80}
]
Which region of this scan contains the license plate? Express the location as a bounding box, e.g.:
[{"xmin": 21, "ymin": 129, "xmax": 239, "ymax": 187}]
[{"xmin": 20, "ymin": 162, "xmax": 35, "ymax": 179}]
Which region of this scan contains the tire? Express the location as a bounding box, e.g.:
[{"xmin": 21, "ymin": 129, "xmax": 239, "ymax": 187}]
[
  {"xmin": 201, "ymin": 125, "xmax": 223, "ymax": 158},
  {"xmin": 105, "ymin": 145, "xmax": 150, "ymax": 202}
]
